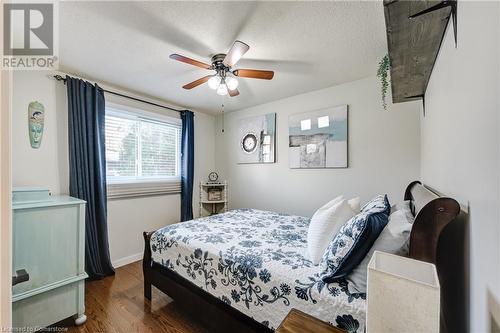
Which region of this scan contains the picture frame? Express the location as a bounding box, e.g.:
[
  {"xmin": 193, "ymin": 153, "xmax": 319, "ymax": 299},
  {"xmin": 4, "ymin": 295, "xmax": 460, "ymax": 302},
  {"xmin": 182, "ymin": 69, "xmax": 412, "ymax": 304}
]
[
  {"xmin": 236, "ymin": 113, "xmax": 276, "ymax": 164},
  {"xmin": 288, "ymin": 105, "xmax": 348, "ymax": 168}
]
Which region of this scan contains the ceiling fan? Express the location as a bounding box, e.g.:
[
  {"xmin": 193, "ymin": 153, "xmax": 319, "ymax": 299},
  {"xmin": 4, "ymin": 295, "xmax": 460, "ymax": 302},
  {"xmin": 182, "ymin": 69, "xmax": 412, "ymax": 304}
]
[{"xmin": 169, "ymin": 40, "xmax": 274, "ymax": 97}]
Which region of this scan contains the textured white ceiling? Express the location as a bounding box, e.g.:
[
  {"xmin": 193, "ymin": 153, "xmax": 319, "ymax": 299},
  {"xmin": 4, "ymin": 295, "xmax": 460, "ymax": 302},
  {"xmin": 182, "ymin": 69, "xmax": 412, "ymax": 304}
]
[{"xmin": 59, "ymin": 1, "xmax": 387, "ymax": 114}]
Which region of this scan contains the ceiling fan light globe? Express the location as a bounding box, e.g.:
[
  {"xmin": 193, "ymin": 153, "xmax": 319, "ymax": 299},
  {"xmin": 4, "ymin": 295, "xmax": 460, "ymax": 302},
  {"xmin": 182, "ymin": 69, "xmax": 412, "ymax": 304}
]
[
  {"xmin": 208, "ymin": 76, "xmax": 219, "ymax": 90},
  {"xmin": 226, "ymin": 77, "xmax": 239, "ymax": 90},
  {"xmin": 217, "ymin": 83, "xmax": 228, "ymax": 96}
]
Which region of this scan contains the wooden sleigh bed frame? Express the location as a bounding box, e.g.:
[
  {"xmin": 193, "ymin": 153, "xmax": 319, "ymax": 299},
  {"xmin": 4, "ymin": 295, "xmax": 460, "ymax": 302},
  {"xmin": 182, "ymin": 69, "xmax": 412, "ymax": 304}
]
[{"xmin": 143, "ymin": 181, "xmax": 465, "ymax": 333}]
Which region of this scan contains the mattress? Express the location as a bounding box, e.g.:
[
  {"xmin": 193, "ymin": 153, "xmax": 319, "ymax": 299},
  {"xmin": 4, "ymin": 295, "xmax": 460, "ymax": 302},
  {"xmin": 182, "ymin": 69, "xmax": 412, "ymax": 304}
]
[{"xmin": 150, "ymin": 209, "xmax": 366, "ymax": 332}]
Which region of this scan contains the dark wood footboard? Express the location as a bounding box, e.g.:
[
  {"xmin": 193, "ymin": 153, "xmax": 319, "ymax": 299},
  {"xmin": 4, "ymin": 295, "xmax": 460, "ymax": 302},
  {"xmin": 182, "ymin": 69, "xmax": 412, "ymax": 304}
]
[
  {"xmin": 142, "ymin": 230, "xmax": 272, "ymax": 333},
  {"xmin": 142, "ymin": 231, "xmax": 153, "ymax": 301}
]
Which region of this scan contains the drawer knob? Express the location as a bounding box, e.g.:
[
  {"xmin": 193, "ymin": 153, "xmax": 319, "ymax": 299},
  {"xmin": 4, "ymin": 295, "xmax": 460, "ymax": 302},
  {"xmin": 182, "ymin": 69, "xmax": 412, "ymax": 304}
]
[{"xmin": 12, "ymin": 269, "xmax": 29, "ymax": 286}]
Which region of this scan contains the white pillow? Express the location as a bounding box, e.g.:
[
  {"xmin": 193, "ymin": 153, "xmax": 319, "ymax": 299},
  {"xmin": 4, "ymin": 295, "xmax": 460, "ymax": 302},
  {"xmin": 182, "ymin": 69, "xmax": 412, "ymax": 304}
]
[
  {"xmin": 346, "ymin": 209, "xmax": 412, "ymax": 293},
  {"xmin": 348, "ymin": 197, "xmax": 360, "ymax": 213},
  {"xmin": 307, "ymin": 198, "xmax": 354, "ymax": 265},
  {"xmin": 395, "ymin": 200, "xmax": 415, "ymax": 223},
  {"xmin": 314, "ymin": 195, "xmax": 360, "ymax": 214},
  {"xmin": 317, "ymin": 195, "xmax": 344, "ymax": 211},
  {"xmin": 390, "ymin": 204, "xmax": 398, "ymax": 213}
]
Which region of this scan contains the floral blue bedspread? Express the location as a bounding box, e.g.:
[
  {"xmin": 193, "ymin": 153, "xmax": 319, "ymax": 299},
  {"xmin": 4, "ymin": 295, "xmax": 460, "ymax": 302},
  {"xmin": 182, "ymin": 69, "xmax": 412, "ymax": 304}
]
[{"xmin": 150, "ymin": 209, "xmax": 366, "ymax": 332}]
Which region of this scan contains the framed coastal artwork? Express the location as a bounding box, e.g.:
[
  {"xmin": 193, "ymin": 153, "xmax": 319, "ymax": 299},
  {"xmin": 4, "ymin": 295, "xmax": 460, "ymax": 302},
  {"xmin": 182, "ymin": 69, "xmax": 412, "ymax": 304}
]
[
  {"xmin": 288, "ymin": 105, "xmax": 348, "ymax": 168},
  {"xmin": 237, "ymin": 113, "xmax": 276, "ymax": 164}
]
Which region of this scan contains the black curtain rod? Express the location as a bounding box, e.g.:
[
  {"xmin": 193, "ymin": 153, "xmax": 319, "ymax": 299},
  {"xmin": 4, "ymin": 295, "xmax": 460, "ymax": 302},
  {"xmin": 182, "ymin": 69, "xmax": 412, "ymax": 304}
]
[{"xmin": 53, "ymin": 75, "xmax": 187, "ymax": 114}]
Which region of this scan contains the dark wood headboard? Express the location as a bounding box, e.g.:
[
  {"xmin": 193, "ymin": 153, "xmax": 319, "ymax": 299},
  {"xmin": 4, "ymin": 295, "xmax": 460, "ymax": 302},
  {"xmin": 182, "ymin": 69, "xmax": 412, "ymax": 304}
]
[
  {"xmin": 404, "ymin": 180, "xmax": 465, "ymax": 333},
  {"xmin": 405, "ymin": 180, "xmax": 460, "ymax": 264}
]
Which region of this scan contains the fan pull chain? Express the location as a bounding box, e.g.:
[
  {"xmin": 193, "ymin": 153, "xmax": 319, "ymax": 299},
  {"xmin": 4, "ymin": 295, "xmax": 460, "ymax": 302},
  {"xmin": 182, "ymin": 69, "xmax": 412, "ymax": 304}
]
[{"xmin": 221, "ymin": 102, "xmax": 225, "ymax": 133}]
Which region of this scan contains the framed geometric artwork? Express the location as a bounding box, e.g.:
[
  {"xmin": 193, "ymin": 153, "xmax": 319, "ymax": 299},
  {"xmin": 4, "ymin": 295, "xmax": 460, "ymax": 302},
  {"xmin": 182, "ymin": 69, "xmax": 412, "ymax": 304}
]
[
  {"xmin": 288, "ymin": 105, "xmax": 348, "ymax": 168},
  {"xmin": 237, "ymin": 113, "xmax": 276, "ymax": 164}
]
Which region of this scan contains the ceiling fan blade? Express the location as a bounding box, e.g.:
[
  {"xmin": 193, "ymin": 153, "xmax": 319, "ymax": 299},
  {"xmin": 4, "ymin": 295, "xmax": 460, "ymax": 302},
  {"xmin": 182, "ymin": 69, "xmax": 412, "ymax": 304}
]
[
  {"xmin": 182, "ymin": 75, "xmax": 211, "ymax": 89},
  {"xmin": 223, "ymin": 41, "xmax": 250, "ymax": 67},
  {"xmin": 228, "ymin": 88, "xmax": 240, "ymax": 97},
  {"xmin": 170, "ymin": 54, "xmax": 211, "ymax": 69},
  {"xmin": 233, "ymin": 69, "xmax": 274, "ymax": 80}
]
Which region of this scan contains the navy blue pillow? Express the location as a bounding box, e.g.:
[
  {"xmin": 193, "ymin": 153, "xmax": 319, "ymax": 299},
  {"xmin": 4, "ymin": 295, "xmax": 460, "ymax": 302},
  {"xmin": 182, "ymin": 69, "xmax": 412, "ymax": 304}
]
[{"xmin": 319, "ymin": 195, "xmax": 390, "ymax": 282}]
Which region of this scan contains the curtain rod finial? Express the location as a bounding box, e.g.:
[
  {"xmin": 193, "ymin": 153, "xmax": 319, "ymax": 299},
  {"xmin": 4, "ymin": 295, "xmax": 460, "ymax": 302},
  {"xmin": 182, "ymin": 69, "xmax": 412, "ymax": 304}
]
[{"xmin": 53, "ymin": 74, "xmax": 66, "ymax": 82}]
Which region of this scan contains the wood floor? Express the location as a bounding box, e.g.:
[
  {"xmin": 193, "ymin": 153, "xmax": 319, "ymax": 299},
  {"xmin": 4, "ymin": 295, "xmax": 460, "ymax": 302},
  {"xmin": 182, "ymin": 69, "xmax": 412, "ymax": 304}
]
[{"xmin": 64, "ymin": 261, "xmax": 213, "ymax": 333}]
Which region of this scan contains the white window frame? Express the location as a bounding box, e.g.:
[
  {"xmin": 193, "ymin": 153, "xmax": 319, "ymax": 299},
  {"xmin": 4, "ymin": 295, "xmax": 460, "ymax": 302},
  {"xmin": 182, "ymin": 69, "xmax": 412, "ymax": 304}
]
[{"xmin": 105, "ymin": 102, "xmax": 182, "ymax": 199}]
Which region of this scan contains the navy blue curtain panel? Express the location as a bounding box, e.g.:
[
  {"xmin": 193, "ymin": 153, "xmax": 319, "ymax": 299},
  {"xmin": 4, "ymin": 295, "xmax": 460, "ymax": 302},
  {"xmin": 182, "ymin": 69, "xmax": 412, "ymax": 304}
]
[
  {"xmin": 66, "ymin": 75, "xmax": 114, "ymax": 280},
  {"xmin": 180, "ymin": 110, "xmax": 194, "ymax": 221}
]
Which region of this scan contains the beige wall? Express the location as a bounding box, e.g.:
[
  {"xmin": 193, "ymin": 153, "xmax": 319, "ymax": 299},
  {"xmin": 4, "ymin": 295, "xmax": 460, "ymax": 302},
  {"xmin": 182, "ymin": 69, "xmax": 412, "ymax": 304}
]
[
  {"xmin": 11, "ymin": 71, "xmax": 216, "ymax": 267},
  {"xmin": 420, "ymin": 2, "xmax": 500, "ymax": 331},
  {"xmin": 215, "ymin": 76, "xmax": 421, "ymax": 217}
]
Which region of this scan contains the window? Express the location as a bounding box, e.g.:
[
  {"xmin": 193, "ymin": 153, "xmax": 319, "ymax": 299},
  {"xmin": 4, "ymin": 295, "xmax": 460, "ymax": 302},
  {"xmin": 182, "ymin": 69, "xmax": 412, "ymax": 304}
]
[{"xmin": 105, "ymin": 106, "xmax": 181, "ymax": 198}]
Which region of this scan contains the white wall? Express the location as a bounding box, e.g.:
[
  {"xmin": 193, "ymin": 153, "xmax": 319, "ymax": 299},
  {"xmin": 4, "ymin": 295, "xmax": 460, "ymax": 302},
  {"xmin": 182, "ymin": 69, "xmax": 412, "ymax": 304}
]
[
  {"xmin": 11, "ymin": 71, "xmax": 216, "ymax": 267},
  {"xmin": 12, "ymin": 72, "xmax": 69, "ymax": 194},
  {"xmin": 420, "ymin": 2, "xmax": 500, "ymax": 332},
  {"xmin": 215, "ymin": 76, "xmax": 421, "ymax": 217},
  {"xmin": 0, "ymin": 69, "xmax": 13, "ymax": 329}
]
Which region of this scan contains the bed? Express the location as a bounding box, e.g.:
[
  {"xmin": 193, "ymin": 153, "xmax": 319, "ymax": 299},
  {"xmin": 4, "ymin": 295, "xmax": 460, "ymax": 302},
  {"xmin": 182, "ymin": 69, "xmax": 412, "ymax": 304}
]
[{"xmin": 143, "ymin": 181, "xmax": 463, "ymax": 333}]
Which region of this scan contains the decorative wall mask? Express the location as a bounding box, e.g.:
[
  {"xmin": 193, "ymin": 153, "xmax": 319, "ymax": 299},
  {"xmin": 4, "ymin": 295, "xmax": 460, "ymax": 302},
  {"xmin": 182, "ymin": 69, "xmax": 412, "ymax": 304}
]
[{"xmin": 28, "ymin": 101, "xmax": 45, "ymax": 148}]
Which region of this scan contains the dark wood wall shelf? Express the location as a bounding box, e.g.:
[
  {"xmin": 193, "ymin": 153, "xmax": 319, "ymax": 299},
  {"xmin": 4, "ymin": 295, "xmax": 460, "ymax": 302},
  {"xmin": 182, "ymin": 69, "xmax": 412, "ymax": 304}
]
[{"xmin": 384, "ymin": 0, "xmax": 456, "ymax": 104}]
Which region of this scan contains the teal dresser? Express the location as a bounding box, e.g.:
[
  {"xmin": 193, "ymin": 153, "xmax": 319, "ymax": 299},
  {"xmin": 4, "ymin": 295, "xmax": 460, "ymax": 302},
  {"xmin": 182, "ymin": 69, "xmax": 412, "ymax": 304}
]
[{"xmin": 12, "ymin": 187, "xmax": 87, "ymax": 329}]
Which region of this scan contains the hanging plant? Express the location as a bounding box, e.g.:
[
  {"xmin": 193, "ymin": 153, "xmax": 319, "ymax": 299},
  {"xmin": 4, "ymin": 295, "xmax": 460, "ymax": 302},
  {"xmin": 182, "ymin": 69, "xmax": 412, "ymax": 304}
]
[{"xmin": 377, "ymin": 54, "xmax": 390, "ymax": 110}]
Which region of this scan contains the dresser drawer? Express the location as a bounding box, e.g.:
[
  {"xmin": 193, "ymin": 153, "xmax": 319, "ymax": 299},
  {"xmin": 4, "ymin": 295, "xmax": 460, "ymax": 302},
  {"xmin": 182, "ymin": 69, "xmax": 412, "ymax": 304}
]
[
  {"xmin": 12, "ymin": 204, "xmax": 85, "ymax": 296},
  {"xmin": 12, "ymin": 279, "xmax": 84, "ymax": 329}
]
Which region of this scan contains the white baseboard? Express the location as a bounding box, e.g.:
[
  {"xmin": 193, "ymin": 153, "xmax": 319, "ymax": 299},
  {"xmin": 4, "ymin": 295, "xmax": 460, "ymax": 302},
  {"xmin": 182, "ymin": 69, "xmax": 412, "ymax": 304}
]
[{"xmin": 112, "ymin": 252, "xmax": 143, "ymax": 268}]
